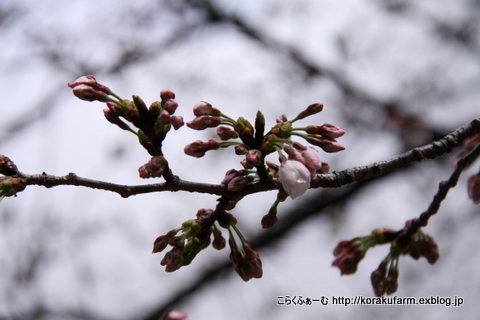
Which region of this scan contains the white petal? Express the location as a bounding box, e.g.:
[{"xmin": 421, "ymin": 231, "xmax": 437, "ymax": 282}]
[{"xmin": 278, "ymin": 160, "xmax": 311, "ymax": 199}]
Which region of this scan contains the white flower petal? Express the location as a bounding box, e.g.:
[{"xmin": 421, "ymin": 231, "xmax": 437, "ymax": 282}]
[{"xmin": 278, "ymin": 160, "xmax": 311, "ymax": 199}]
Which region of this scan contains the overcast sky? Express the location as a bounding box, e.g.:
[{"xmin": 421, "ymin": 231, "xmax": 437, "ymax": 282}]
[{"xmin": 1, "ymin": 0, "xmax": 480, "ymax": 319}]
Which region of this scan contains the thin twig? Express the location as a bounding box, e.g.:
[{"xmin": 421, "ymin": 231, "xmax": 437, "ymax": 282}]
[{"xmin": 395, "ymin": 141, "xmax": 480, "ymax": 246}]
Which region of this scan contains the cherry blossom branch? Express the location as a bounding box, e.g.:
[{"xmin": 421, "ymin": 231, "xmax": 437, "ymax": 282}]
[
  {"xmin": 394, "ymin": 140, "xmax": 480, "ymax": 246},
  {"xmin": 2, "ymin": 74, "xmax": 478, "ymax": 295},
  {"xmin": 331, "ymin": 129, "xmax": 480, "ymax": 296},
  {"xmin": 312, "ymin": 118, "xmax": 480, "ymax": 188},
  {"xmin": 14, "ymin": 118, "xmax": 480, "ymax": 198}
]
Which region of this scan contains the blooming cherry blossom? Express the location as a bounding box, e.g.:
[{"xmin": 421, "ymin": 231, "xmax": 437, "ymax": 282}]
[{"xmin": 278, "ymin": 160, "xmax": 311, "ymax": 199}]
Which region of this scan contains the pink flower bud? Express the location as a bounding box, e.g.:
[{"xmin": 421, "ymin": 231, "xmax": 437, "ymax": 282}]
[
  {"xmin": 227, "ymin": 175, "xmax": 254, "ymax": 192},
  {"xmin": 216, "ymin": 126, "xmax": 239, "ymax": 140},
  {"xmin": 243, "ymin": 149, "xmax": 262, "ymax": 168},
  {"xmin": 106, "ymin": 102, "xmax": 122, "ymax": 115},
  {"xmin": 301, "ymin": 147, "xmax": 323, "ymax": 177},
  {"xmin": 68, "ymin": 75, "xmax": 111, "ymax": 93},
  {"xmin": 184, "ymin": 140, "xmax": 219, "ymax": 157},
  {"xmin": 70, "ymin": 84, "xmax": 109, "ymax": 102},
  {"xmin": 384, "ymin": 268, "xmax": 399, "ymax": 295},
  {"xmin": 295, "ymin": 103, "xmax": 323, "ymax": 120},
  {"xmin": 371, "ymin": 261, "xmax": 388, "ymax": 297},
  {"xmin": 68, "ymin": 75, "xmax": 111, "ymax": 102},
  {"xmin": 138, "ymin": 166, "xmax": 150, "ymax": 179},
  {"xmin": 278, "ymin": 160, "xmax": 311, "ymax": 199},
  {"xmin": 193, "ymin": 101, "xmax": 214, "ymax": 116},
  {"xmin": 186, "ymin": 115, "xmax": 222, "ymax": 130},
  {"xmin": 221, "ymin": 169, "xmax": 244, "ymax": 185},
  {"xmin": 163, "ymin": 99, "xmax": 179, "ymax": 114},
  {"xmin": 138, "ymin": 156, "xmax": 165, "ymax": 178},
  {"xmin": 170, "ymin": 115, "xmax": 184, "ymax": 130},
  {"xmin": 212, "ymin": 228, "xmax": 226, "ymax": 250},
  {"xmin": 468, "ymin": 173, "xmax": 480, "ymax": 204},
  {"xmin": 283, "ymin": 145, "xmax": 305, "ymax": 164},
  {"xmin": 261, "ymin": 208, "xmax": 278, "ymax": 229},
  {"xmin": 103, "ymin": 109, "xmax": 132, "ymax": 131},
  {"xmin": 276, "ymin": 114, "xmax": 288, "ymax": 123},
  {"xmin": 306, "ymin": 136, "xmax": 345, "ymax": 152},
  {"xmin": 306, "ymin": 123, "xmax": 345, "ymax": 139},
  {"xmin": 163, "ymin": 310, "xmax": 188, "ymax": 320},
  {"xmin": 160, "ymin": 89, "xmax": 175, "ymax": 101}
]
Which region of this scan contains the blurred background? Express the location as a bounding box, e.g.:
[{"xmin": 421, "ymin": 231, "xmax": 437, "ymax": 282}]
[{"xmin": 1, "ymin": 0, "xmax": 480, "ymax": 319}]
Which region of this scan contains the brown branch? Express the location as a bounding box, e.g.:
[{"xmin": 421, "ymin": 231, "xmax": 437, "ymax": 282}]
[
  {"xmin": 17, "ymin": 118, "xmax": 480, "ymax": 198},
  {"xmin": 395, "ymin": 141, "xmax": 480, "ymax": 246}
]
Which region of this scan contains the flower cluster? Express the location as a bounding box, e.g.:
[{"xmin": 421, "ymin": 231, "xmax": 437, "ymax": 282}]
[
  {"xmin": 68, "ymin": 76, "xmax": 184, "ymax": 180},
  {"xmin": 405, "ymin": 230, "xmax": 439, "ymax": 264},
  {"xmin": 333, "ymin": 228, "xmax": 439, "ymax": 296},
  {"xmin": 152, "ymin": 209, "xmax": 220, "ymax": 272},
  {"xmin": 152, "ymin": 208, "xmax": 262, "ymax": 281},
  {"xmin": 68, "ymin": 76, "xmax": 347, "ymax": 282},
  {"xmin": 184, "ymin": 100, "xmax": 345, "ymax": 203},
  {"xmin": 138, "ymin": 156, "xmax": 166, "ymax": 179},
  {"xmin": 371, "ymin": 257, "xmax": 399, "ymax": 297},
  {"xmin": 332, "ymin": 228, "xmax": 394, "ymax": 275},
  {"xmin": 227, "ymin": 223, "xmax": 263, "ymax": 282}
]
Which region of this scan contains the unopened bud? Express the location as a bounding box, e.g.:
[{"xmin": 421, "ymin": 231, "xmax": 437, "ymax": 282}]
[
  {"xmin": 193, "ymin": 101, "xmax": 220, "ymax": 116},
  {"xmin": 306, "ymin": 136, "xmax": 345, "ymax": 153},
  {"xmin": 227, "ymin": 175, "xmax": 254, "ymax": 192},
  {"xmin": 103, "ymin": 109, "xmax": 132, "ymax": 132},
  {"xmin": 162, "ymin": 309, "xmax": 188, "ymax": 320},
  {"xmin": 68, "ymin": 75, "xmax": 111, "ymax": 102},
  {"xmin": 0, "ymin": 177, "xmax": 26, "ymax": 198},
  {"xmin": 468, "ymin": 173, "xmax": 480, "ymax": 204},
  {"xmin": 163, "ymin": 99, "xmax": 179, "ymax": 115},
  {"xmin": 242, "ymin": 149, "xmax": 262, "ymax": 168},
  {"xmin": 212, "ymin": 226, "xmax": 226, "ymax": 250},
  {"xmin": 371, "ymin": 261, "xmax": 388, "ymax": 297},
  {"xmin": 306, "ymin": 124, "xmax": 345, "ymax": 139},
  {"xmin": 70, "ymin": 84, "xmax": 108, "ymax": 102},
  {"xmin": 187, "ymin": 115, "xmax": 221, "ymax": 130},
  {"xmin": 184, "ymin": 140, "xmax": 220, "ymax": 157},
  {"xmin": 294, "ymin": 103, "xmax": 323, "ymax": 121},
  {"xmin": 0, "ymin": 155, "xmax": 19, "ymax": 176},
  {"xmin": 170, "ymin": 115, "xmax": 184, "ymax": 130},
  {"xmin": 160, "ymin": 89, "xmax": 175, "ymax": 101},
  {"xmin": 217, "ymin": 126, "xmax": 239, "ymax": 140},
  {"xmin": 276, "ymin": 114, "xmax": 288, "ymax": 123}
]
